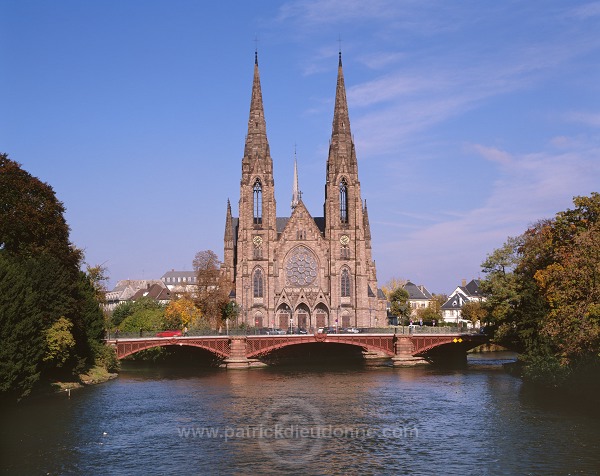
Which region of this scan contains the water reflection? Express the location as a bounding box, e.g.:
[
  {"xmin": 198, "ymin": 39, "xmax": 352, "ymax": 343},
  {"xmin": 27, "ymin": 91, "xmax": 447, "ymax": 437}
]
[{"xmin": 1, "ymin": 353, "xmax": 599, "ymax": 475}]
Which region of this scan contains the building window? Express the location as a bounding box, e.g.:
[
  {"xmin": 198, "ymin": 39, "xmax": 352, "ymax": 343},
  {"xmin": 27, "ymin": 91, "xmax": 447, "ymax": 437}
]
[
  {"xmin": 297, "ymin": 230, "xmax": 306, "ymax": 240},
  {"xmin": 341, "ymin": 246, "xmax": 350, "ymax": 259},
  {"xmin": 253, "ymin": 268, "xmax": 264, "ymax": 298},
  {"xmin": 341, "ymin": 268, "xmax": 350, "ymax": 297},
  {"xmin": 253, "ymin": 179, "xmax": 262, "ymax": 225},
  {"xmin": 253, "ymin": 245, "xmax": 263, "ymax": 259},
  {"xmin": 339, "ymin": 179, "xmax": 348, "ymax": 224}
]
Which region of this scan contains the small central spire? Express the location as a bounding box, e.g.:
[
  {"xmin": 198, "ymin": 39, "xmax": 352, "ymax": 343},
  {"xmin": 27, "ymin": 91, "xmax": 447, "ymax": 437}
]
[{"xmin": 291, "ymin": 146, "xmax": 301, "ymax": 210}]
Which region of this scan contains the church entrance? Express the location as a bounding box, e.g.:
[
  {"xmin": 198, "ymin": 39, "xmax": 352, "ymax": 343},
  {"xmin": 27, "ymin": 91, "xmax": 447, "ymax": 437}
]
[
  {"xmin": 341, "ymin": 314, "xmax": 351, "ymax": 328},
  {"xmin": 276, "ymin": 304, "xmax": 292, "ymax": 331},
  {"xmin": 315, "ymin": 307, "xmax": 328, "ymax": 329},
  {"xmin": 254, "ymin": 312, "xmax": 264, "ymax": 328},
  {"xmin": 295, "ymin": 303, "xmax": 310, "ymax": 331}
]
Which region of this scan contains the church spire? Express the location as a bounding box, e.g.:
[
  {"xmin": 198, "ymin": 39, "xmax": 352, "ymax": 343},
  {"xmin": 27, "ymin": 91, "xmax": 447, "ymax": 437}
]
[
  {"xmin": 244, "ymin": 51, "xmax": 270, "ymax": 161},
  {"xmin": 331, "ymin": 50, "xmax": 352, "ymax": 150},
  {"xmin": 291, "ymin": 147, "xmax": 301, "ymax": 209}
]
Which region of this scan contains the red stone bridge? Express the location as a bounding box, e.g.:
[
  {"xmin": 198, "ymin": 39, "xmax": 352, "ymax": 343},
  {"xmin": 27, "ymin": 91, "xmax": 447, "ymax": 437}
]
[{"xmin": 108, "ymin": 331, "xmax": 488, "ymax": 368}]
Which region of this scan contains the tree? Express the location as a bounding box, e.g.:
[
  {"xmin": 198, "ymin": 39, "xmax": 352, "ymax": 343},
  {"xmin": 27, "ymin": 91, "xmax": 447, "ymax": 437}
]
[
  {"xmin": 112, "ymin": 297, "xmax": 166, "ymax": 332},
  {"xmin": 460, "ymin": 301, "xmax": 486, "ymax": 327},
  {"xmin": 381, "ymin": 277, "xmax": 408, "ymax": 298},
  {"xmin": 165, "ymin": 297, "xmax": 202, "ymax": 329},
  {"xmin": 388, "ymin": 287, "xmax": 411, "ymax": 324},
  {"xmin": 481, "ymin": 193, "xmax": 600, "ymax": 387},
  {"xmin": 192, "ymin": 250, "xmax": 232, "ymax": 329},
  {"xmin": 0, "ymin": 155, "xmax": 107, "ymax": 398}
]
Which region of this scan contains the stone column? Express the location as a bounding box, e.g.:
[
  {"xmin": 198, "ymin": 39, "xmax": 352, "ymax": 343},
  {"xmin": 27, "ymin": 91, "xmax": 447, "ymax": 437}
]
[{"xmin": 392, "ymin": 337, "xmax": 428, "ymax": 366}]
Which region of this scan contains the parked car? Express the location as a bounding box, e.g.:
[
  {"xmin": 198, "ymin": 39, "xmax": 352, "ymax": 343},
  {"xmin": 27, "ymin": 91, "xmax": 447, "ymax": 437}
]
[
  {"xmin": 266, "ymin": 328, "xmax": 286, "ymax": 335},
  {"xmin": 346, "ymin": 327, "xmax": 360, "ymax": 334},
  {"xmin": 289, "ymin": 327, "xmax": 308, "ymax": 334},
  {"xmin": 156, "ymin": 330, "xmax": 182, "ymax": 337}
]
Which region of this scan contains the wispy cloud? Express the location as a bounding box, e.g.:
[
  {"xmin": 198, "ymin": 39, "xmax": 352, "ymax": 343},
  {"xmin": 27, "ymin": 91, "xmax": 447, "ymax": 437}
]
[{"xmin": 375, "ymin": 136, "xmax": 600, "ymax": 291}]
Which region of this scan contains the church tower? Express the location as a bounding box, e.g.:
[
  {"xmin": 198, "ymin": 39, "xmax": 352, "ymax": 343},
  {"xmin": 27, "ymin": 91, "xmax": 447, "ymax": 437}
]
[
  {"xmin": 234, "ymin": 52, "xmax": 276, "ymax": 319},
  {"xmin": 224, "ymin": 51, "xmax": 385, "ymax": 331},
  {"xmin": 323, "ymin": 52, "xmax": 381, "ymax": 326}
]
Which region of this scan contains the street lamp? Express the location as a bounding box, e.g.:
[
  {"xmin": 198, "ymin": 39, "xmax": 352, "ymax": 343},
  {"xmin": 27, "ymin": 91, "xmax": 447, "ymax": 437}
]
[{"xmin": 244, "ymin": 284, "xmax": 250, "ymax": 327}]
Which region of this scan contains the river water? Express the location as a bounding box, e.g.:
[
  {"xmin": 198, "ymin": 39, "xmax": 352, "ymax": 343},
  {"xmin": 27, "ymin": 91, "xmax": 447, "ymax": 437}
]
[{"xmin": 1, "ymin": 352, "xmax": 599, "ymax": 475}]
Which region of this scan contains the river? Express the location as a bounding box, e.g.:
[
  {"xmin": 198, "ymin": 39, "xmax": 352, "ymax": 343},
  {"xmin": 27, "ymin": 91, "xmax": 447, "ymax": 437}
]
[{"xmin": 1, "ymin": 352, "xmax": 599, "ymax": 475}]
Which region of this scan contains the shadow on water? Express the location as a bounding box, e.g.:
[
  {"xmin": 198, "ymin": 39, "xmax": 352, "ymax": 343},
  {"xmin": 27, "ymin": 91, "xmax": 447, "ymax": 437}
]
[{"xmin": 259, "ymin": 342, "xmax": 370, "ymax": 368}]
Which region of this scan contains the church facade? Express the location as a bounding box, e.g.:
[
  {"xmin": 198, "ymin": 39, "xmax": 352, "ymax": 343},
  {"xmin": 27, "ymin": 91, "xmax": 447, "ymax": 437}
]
[{"xmin": 222, "ymin": 52, "xmax": 386, "ymax": 331}]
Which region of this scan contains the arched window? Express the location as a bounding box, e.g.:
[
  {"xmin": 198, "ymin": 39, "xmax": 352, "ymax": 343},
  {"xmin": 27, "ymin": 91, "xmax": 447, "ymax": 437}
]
[
  {"xmin": 341, "ymin": 268, "xmax": 351, "ymax": 297},
  {"xmin": 339, "ymin": 179, "xmax": 348, "ymax": 224},
  {"xmin": 253, "ymin": 179, "xmax": 262, "ymax": 225},
  {"xmin": 253, "ymin": 268, "xmax": 264, "ymax": 298}
]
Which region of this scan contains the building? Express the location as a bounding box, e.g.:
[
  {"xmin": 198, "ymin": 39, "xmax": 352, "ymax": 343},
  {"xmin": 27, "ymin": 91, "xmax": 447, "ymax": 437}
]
[
  {"xmin": 160, "ymin": 270, "xmax": 197, "ymax": 293},
  {"xmin": 403, "ymin": 281, "xmax": 434, "ymax": 318},
  {"xmin": 222, "ymin": 52, "xmax": 386, "ymax": 331},
  {"xmin": 130, "ymin": 283, "xmax": 172, "ymax": 305},
  {"xmin": 104, "ymin": 279, "xmax": 165, "ymax": 311},
  {"xmin": 441, "ymin": 279, "xmax": 484, "ymax": 324}
]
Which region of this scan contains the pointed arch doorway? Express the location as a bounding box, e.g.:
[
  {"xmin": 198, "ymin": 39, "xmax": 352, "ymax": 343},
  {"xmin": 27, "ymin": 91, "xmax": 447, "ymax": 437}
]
[
  {"xmin": 314, "ymin": 305, "xmax": 329, "ymax": 330},
  {"xmin": 295, "ymin": 303, "xmax": 310, "ymax": 331}
]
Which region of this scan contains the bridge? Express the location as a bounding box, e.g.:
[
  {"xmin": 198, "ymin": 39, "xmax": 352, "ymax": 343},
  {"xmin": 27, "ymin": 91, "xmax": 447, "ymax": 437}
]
[{"xmin": 107, "ymin": 330, "xmax": 488, "ymax": 368}]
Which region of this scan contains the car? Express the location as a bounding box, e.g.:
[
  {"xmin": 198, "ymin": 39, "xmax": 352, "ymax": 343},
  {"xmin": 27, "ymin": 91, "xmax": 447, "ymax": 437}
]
[
  {"xmin": 266, "ymin": 328, "xmax": 286, "ymax": 335},
  {"xmin": 156, "ymin": 330, "xmax": 182, "ymax": 337},
  {"xmin": 346, "ymin": 327, "xmax": 360, "ymax": 334}
]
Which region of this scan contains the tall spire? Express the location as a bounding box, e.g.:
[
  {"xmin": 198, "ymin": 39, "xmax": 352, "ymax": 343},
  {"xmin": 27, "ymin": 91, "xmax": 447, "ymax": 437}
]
[
  {"xmin": 291, "ymin": 147, "xmax": 301, "ymax": 209},
  {"xmin": 244, "ymin": 51, "xmax": 270, "ymax": 161},
  {"xmin": 331, "ymin": 50, "xmax": 352, "ymax": 148}
]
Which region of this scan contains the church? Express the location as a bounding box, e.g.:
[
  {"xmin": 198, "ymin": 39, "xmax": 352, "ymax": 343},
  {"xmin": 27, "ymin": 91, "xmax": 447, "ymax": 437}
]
[{"xmin": 222, "ymin": 52, "xmax": 386, "ymax": 331}]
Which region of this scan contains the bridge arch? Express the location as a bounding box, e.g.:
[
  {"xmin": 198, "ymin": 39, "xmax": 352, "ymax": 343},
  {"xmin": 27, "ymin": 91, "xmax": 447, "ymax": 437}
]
[
  {"xmin": 113, "ymin": 338, "xmax": 231, "ymax": 360},
  {"xmin": 245, "ymin": 334, "xmax": 395, "ymax": 359}
]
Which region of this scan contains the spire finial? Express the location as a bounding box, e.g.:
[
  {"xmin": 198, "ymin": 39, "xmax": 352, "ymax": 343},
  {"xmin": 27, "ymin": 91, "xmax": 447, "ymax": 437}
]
[
  {"xmin": 254, "ymin": 35, "xmax": 259, "ymax": 65},
  {"xmin": 338, "ymin": 35, "xmax": 342, "ymax": 66}
]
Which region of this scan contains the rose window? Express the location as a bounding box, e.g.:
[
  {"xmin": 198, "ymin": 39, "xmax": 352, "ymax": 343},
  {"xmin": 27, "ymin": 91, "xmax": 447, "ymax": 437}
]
[{"xmin": 286, "ymin": 246, "xmax": 318, "ymax": 286}]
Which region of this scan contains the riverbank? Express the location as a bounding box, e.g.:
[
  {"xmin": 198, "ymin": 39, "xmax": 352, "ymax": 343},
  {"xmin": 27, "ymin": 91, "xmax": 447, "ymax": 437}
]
[{"xmin": 52, "ymin": 365, "xmax": 118, "ymax": 393}]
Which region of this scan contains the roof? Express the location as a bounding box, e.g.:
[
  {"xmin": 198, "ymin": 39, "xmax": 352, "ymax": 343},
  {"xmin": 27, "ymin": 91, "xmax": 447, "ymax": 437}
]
[
  {"xmin": 131, "ymin": 283, "xmax": 172, "ymax": 302},
  {"xmin": 441, "ymin": 292, "xmax": 468, "ymax": 310},
  {"xmin": 403, "ymin": 281, "xmax": 432, "ymax": 300},
  {"xmin": 464, "ymin": 279, "xmax": 481, "ymax": 297},
  {"xmin": 161, "ymin": 270, "xmax": 196, "ymax": 279}
]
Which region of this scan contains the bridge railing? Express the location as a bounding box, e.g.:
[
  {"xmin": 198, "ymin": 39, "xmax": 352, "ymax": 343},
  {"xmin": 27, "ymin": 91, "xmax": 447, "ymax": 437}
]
[{"xmin": 105, "ymin": 325, "xmax": 475, "ymax": 340}]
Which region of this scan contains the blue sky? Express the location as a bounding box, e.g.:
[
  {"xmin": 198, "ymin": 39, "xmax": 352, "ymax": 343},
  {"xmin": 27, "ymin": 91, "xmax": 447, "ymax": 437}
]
[{"xmin": 2, "ymin": 1, "xmax": 599, "ymax": 294}]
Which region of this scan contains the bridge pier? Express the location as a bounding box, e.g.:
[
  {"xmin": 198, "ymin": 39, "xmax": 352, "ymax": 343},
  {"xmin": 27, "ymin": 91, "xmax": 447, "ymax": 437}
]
[
  {"xmin": 222, "ymin": 337, "xmax": 266, "ymax": 369},
  {"xmin": 392, "ymin": 337, "xmax": 428, "ymax": 366}
]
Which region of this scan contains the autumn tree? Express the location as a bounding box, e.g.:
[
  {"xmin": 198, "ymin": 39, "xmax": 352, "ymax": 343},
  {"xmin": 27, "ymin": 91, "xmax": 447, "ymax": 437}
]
[
  {"xmin": 164, "ymin": 297, "xmax": 202, "ymax": 329},
  {"xmin": 460, "ymin": 301, "xmax": 486, "ymax": 327},
  {"xmin": 192, "ymin": 250, "xmax": 231, "ymax": 329},
  {"xmin": 481, "ymin": 193, "xmax": 600, "ymax": 387},
  {"xmin": 381, "ymin": 277, "xmax": 408, "ymax": 298}
]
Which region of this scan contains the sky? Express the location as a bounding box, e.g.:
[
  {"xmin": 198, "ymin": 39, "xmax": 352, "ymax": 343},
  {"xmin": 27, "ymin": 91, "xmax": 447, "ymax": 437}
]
[{"xmin": 2, "ymin": 1, "xmax": 600, "ymax": 294}]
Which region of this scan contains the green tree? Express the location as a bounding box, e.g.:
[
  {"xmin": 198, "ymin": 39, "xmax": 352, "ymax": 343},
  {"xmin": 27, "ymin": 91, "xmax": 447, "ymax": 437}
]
[
  {"xmin": 0, "ymin": 154, "xmax": 107, "ymax": 398},
  {"xmin": 389, "ymin": 287, "xmax": 411, "ymax": 324}
]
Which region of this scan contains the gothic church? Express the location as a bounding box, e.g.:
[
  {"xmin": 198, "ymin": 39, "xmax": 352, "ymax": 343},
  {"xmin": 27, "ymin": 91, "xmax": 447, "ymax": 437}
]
[{"xmin": 223, "ymin": 52, "xmax": 386, "ymax": 330}]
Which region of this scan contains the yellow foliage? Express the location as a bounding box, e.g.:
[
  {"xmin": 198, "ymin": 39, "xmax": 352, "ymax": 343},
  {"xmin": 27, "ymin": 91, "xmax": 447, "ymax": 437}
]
[{"xmin": 165, "ymin": 298, "xmax": 202, "ymax": 328}]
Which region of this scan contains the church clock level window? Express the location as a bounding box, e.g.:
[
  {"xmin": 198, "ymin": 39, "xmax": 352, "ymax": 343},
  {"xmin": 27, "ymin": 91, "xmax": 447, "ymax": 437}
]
[
  {"xmin": 341, "ymin": 268, "xmax": 351, "ymax": 297},
  {"xmin": 253, "ymin": 179, "xmax": 262, "ymax": 225},
  {"xmin": 340, "ymin": 179, "xmax": 348, "ymax": 224},
  {"xmin": 253, "ymin": 268, "xmax": 264, "ymax": 298}
]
